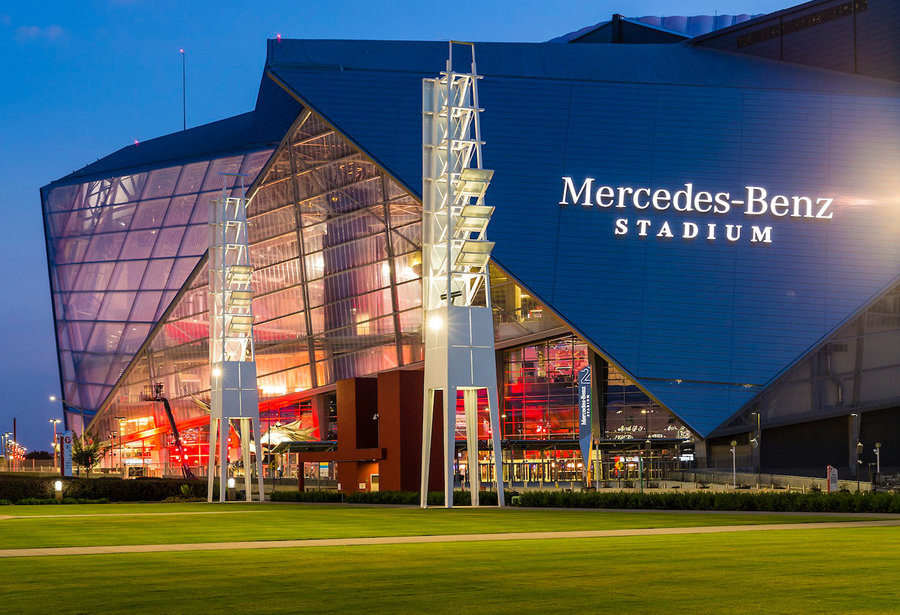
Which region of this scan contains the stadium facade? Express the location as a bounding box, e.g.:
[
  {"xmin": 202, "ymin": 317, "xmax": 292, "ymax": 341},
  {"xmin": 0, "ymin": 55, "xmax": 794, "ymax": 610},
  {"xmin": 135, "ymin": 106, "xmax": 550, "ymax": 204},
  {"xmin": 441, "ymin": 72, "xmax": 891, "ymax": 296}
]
[{"xmin": 41, "ymin": 0, "xmax": 900, "ymax": 486}]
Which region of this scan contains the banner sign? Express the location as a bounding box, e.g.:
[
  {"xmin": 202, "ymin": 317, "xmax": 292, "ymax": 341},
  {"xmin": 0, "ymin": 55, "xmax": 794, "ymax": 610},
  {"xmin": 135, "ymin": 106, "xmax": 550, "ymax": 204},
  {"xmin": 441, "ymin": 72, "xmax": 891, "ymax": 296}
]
[
  {"xmin": 826, "ymin": 465, "xmax": 838, "ymax": 492},
  {"xmin": 59, "ymin": 431, "xmax": 73, "ymax": 477},
  {"xmin": 578, "ymin": 366, "xmax": 592, "ymax": 482}
]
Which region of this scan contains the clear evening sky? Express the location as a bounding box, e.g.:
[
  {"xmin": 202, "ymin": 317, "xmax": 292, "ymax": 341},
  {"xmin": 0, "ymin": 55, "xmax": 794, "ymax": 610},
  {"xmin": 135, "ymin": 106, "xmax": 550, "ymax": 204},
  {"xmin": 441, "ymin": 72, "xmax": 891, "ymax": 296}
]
[{"xmin": 0, "ymin": 0, "xmax": 789, "ymax": 452}]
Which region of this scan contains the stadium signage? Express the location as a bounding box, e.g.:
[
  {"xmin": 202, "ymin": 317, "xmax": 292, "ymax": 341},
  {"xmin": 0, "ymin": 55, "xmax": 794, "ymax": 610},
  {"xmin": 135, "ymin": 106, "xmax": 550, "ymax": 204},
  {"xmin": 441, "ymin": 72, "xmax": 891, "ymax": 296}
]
[{"xmin": 558, "ymin": 177, "xmax": 835, "ymax": 244}]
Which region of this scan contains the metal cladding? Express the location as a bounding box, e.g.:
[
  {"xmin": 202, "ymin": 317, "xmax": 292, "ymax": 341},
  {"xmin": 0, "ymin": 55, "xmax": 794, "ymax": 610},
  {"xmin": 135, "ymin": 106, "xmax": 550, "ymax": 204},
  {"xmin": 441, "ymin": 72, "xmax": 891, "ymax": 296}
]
[{"xmin": 266, "ymin": 39, "xmax": 900, "ymax": 436}]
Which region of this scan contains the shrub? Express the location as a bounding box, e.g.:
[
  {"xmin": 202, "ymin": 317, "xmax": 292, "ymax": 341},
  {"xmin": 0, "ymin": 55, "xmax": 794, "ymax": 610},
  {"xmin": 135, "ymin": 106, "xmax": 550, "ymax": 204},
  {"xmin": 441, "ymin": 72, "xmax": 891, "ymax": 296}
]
[
  {"xmin": 0, "ymin": 475, "xmax": 209, "ymax": 502},
  {"xmin": 513, "ymin": 490, "xmax": 900, "ymax": 513},
  {"xmin": 269, "ymin": 489, "xmax": 508, "ymax": 506}
]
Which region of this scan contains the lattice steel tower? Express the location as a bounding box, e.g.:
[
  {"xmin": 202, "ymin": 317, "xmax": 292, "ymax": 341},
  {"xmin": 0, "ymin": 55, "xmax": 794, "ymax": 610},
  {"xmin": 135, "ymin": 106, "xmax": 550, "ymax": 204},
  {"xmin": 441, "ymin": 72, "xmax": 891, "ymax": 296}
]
[
  {"xmin": 420, "ymin": 42, "xmax": 505, "ymax": 508},
  {"xmin": 207, "ymin": 176, "xmax": 265, "ymax": 502}
]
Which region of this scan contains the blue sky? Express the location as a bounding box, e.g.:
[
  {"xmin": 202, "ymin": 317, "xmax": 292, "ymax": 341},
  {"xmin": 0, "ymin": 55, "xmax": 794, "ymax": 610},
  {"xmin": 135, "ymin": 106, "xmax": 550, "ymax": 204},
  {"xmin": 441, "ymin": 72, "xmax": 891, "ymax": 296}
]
[{"xmin": 0, "ymin": 0, "xmax": 788, "ymax": 452}]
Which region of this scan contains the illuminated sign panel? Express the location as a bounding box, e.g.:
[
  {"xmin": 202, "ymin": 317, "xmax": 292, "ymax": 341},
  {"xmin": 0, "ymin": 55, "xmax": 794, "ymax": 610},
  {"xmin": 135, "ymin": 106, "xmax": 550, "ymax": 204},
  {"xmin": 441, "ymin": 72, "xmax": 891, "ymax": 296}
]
[{"xmin": 559, "ymin": 177, "xmax": 835, "ymax": 244}]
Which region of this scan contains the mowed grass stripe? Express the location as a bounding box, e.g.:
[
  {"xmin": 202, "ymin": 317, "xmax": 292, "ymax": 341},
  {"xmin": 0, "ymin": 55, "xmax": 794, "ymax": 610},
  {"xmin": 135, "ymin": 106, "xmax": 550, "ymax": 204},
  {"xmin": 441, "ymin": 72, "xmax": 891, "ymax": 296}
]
[
  {"xmin": 1, "ymin": 527, "xmax": 898, "ymax": 614},
  {"xmin": 0, "ymin": 504, "xmax": 884, "ymax": 549},
  {"xmin": 2, "ymin": 519, "xmax": 899, "ymax": 558}
]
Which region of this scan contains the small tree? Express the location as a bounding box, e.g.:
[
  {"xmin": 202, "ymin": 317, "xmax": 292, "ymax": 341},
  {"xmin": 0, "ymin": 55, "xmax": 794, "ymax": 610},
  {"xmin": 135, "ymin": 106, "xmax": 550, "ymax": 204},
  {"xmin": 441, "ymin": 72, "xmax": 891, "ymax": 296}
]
[
  {"xmin": 25, "ymin": 450, "xmax": 53, "ymax": 460},
  {"xmin": 72, "ymin": 433, "xmax": 108, "ymax": 478}
]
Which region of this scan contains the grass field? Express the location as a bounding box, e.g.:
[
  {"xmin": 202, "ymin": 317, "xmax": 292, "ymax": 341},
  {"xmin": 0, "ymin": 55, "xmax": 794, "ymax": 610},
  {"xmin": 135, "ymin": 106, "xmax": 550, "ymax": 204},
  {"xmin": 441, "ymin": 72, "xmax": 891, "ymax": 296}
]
[
  {"xmin": 2, "ymin": 503, "xmax": 898, "ymax": 613},
  {"xmin": 0, "ymin": 502, "xmax": 878, "ymax": 549}
]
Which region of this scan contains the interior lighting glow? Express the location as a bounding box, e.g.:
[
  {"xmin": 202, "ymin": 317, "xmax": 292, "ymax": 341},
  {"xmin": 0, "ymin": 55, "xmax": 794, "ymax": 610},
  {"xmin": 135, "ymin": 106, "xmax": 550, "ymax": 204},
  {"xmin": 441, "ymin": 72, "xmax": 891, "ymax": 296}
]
[
  {"xmin": 427, "ymin": 315, "xmax": 443, "ymax": 331},
  {"xmin": 54, "ymin": 480, "xmax": 63, "ymax": 492},
  {"xmin": 212, "ymin": 367, "xmax": 222, "ymax": 378},
  {"xmin": 227, "ymin": 477, "xmax": 236, "ymax": 489}
]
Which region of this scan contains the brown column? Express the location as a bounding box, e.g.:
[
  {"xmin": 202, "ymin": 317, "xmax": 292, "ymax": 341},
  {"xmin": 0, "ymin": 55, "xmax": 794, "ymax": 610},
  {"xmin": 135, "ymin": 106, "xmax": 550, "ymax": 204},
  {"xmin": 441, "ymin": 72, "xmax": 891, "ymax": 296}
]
[
  {"xmin": 377, "ymin": 369, "xmax": 443, "ymax": 492},
  {"xmin": 336, "ymin": 377, "xmax": 378, "ymax": 494}
]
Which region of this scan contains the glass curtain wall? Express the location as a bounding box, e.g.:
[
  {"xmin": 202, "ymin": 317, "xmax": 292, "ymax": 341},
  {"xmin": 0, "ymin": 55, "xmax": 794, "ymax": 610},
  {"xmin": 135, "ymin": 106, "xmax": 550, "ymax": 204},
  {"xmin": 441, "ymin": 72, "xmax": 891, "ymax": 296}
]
[
  {"xmin": 94, "ymin": 107, "xmax": 425, "ymax": 465},
  {"xmin": 43, "ymin": 150, "xmax": 272, "ymax": 414}
]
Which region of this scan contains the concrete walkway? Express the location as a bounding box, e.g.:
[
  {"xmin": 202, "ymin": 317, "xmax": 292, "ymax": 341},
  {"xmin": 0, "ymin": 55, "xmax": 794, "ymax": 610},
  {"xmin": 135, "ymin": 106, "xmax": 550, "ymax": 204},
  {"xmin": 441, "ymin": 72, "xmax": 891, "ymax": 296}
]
[{"xmin": 1, "ymin": 519, "xmax": 897, "ymax": 559}]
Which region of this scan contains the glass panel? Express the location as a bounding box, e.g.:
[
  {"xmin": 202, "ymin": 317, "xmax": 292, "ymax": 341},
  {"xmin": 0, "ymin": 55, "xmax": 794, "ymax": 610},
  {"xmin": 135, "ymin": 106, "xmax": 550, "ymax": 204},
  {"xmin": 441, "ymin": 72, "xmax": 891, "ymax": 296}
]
[
  {"xmin": 144, "ymin": 167, "xmax": 181, "ymax": 199},
  {"xmin": 120, "ymin": 229, "xmax": 158, "ymax": 260},
  {"xmin": 174, "ymin": 161, "xmax": 209, "ymax": 195},
  {"xmin": 130, "ymin": 198, "xmax": 169, "ymax": 229},
  {"xmin": 151, "ymin": 227, "xmax": 186, "ymax": 258},
  {"xmin": 108, "ymin": 260, "xmax": 148, "ymax": 291},
  {"xmin": 142, "ymin": 258, "xmax": 175, "ymax": 291},
  {"xmin": 84, "ymin": 231, "xmax": 126, "ymax": 262},
  {"xmin": 164, "ymin": 194, "xmax": 197, "ymax": 226}
]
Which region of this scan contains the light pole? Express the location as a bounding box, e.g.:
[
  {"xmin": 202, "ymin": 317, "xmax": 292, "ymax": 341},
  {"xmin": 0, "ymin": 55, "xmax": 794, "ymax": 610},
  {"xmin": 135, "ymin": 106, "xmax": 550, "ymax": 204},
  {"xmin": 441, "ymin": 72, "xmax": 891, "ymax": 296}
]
[
  {"xmin": 874, "ymin": 442, "xmax": 881, "ymax": 474},
  {"xmin": 115, "ymin": 417, "xmax": 126, "ymax": 477},
  {"xmin": 730, "ymin": 440, "xmax": 738, "ymax": 489},
  {"xmin": 49, "ymin": 418, "xmax": 61, "ymax": 469},
  {"xmin": 50, "ymin": 395, "xmax": 89, "ymax": 435},
  {"xmin": 750, "ymin": 411, "xmax": 761, "ymax": 489},
  {"xmin": 856, "ymin": 440, "xmax": 864, "ymax": 492}
]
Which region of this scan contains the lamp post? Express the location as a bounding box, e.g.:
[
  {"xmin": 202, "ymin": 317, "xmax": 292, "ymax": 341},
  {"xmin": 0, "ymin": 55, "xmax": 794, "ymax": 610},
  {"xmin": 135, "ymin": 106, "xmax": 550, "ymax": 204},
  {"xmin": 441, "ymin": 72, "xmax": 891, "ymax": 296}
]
[
  {"xmin": 750, "ymin": 411, "xmax": 761, "ymax": 490},
  {"xmin": 49, "ymin": 418, "xmax": 61, "ymax": 469},
  {"xmin": 730, "ymin": 440, "xmax": 738, "ymax": 489},
  {"xmin": 856, "ymin": 440, "xmax": 864, "ymax": 492},
  {"xmin": 115, "ymin": 417, "xmax": 126, "ymax": 477},
  {"xmin": 50, "ymin": 395, "xmax": 89, "ymax": 435},
  {"xmin": 2, "ymin": 432, "xmax": 10, "ymax": 467},
  {"xmin": 874, "ymin": 442, "xmax": 881, "ymax": 474}
]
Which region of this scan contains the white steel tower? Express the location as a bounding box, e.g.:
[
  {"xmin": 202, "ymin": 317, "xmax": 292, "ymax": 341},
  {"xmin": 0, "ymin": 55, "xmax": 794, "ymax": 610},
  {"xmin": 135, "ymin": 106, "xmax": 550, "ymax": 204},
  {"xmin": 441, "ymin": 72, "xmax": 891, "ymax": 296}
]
[
  {"xmin": 207, "ymin": 177, "xmax": 265, "ymax": 502},
  {"xmin": 420, "ymin": 42, "xmax": 505, "ymax": 509}
]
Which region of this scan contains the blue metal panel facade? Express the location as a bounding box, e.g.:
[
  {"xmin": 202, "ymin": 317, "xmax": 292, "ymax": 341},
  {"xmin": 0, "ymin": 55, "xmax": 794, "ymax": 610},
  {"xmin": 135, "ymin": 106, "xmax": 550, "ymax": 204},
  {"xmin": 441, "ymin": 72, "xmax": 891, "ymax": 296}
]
[
  {"xmin": 694, "ymin": 0, "xmax": 900, "ymax": 82},
  {"xmin": 268, "ymin": 40, "xmax": 900, "ymax": 436}
]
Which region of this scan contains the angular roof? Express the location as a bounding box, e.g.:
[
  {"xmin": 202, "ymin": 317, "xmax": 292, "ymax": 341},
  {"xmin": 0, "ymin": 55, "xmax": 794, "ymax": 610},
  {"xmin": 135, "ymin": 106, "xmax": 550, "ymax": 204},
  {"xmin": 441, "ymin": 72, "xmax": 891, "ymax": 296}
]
[
  {"xmin": 47, "ymin": 71, "xmax": 301, "ymax": 188},
  {"xmin": 266, "ymin": 38, "xmax": 900, "ymax": 436},
  {"xmin": 550, "ymin": 14, "xmax": 760, "ymax": 44}
]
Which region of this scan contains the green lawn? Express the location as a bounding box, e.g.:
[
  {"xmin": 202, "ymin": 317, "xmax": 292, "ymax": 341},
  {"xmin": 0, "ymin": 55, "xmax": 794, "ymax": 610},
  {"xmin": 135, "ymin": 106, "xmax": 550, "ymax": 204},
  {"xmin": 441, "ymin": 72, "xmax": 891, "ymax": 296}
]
[
  {"xmin": 2, "ymin": 527, "xmax": 899, "ymax": 614},
  {"xmin": 0, "ymin": 502, "xmax": 880, "ymax": 549}
]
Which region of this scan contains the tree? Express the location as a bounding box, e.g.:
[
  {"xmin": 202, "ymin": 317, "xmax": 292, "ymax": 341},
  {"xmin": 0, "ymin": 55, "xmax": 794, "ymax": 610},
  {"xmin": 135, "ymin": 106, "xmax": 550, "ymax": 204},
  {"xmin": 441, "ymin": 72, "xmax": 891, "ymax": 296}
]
[
  {"xmin": 25, "ymin": 450, "xmax": 53, "ymax": 460},
  {"xmin": 72, "ymin": 433, "xmax": 108, "ymax": 478}
]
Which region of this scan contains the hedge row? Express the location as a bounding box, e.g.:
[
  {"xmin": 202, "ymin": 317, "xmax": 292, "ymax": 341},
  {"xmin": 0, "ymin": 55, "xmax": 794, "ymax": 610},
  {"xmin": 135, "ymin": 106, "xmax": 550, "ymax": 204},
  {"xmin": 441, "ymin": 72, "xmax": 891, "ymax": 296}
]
[
  {"xmin": 4, "ymin": 498, "xmax": 110, "ymax": 506},
  {"xmin": 515, "ymin": 490, "xmax": 900, "ymax": 513},
  {"xmin": 271, "ymin": 489, "xmax": 501, "ymax": 506},
  {"xmin": 0, "ymin": 475, "xmax": 209, "ymax": 502}
]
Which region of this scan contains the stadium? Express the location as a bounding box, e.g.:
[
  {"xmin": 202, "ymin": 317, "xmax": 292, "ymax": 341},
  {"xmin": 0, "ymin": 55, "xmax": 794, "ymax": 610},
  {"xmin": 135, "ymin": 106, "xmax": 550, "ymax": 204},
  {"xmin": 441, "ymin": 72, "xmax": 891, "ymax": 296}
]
[{"xmin": 40, "ymin": 0, "xmax": 900, "ymax": 491}]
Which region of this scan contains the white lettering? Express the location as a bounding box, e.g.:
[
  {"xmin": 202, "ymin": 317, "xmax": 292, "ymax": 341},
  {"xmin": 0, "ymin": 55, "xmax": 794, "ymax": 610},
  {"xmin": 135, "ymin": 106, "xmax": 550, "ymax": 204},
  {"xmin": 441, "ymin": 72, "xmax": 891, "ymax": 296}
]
[
  {"xmin": 707, "ymin": 223, "xmax": 716, "ymax": 240},
  {"xmin": 694, "ymin": 191, "xmax": 712, "ymax": 213},
  {"xmin": 652, "ymin": 189, "xmax": 671, "ymax": 211},
  {"xmin": 815, "ymin": 198, "xmax": 834, "ymax": 220},
  {"xmin": 559, "ymin": 177, "xmax": 594, "ymax": 206},
  {"xmin": 596, "ymin": 185, "xmax": 615, "ymax": 207},
  {"xmin": 726, "ymin": 224, "xmax": 742, "ymax": 242},
  {"xmin": 751, "ymin": 226, "xmax": 773, "ymax": 244},
  {"xmin": 633, "ymin": 188, "xmax": 651, "ymax": 209},
  {"xmin": 770, "ymin": 194, "xmax": 789, "ymax": 217},
  {"xmin": 614, "ymin": 218, "xmax": 629, "ymax": 236},
  {"xmin": 657, "ymin": 221, "xmax": 674, "ymax": 238},
  {"xmin": 672, "ymin": 183, "xmax": 693, "ymax": 212},
  {"xmin": 616, "ymin": 186, "xmax": 632, "ymax": 208},
  {"xmin": 636, "ymin": 219, "xmax": 652, "ymax": 237},
  {"xmin": 791, "ymin": 196, "xmax": 812, "ymax": 218},
  {"xmin": 745, "ymin": 186, "xmax": 768, "ymax": 215},
  {"xmin": 714, "ymin": 192, "xmax": 731, "ymax": 214},
  {"xmin": 683, "ymin": 222, "xmax": 699, "ymax": 239}
]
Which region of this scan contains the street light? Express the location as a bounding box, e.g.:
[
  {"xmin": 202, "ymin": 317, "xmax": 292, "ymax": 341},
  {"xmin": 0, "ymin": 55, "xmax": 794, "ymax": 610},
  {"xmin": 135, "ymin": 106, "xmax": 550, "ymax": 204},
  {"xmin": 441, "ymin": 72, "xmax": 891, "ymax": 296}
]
[
  {"xmin": 115, "ymin": 417, "xmax": 126, "ymax": 476},
  {"xmin": 750, "ymin": 411, "xmax": 761, "ymax": 490},
  {"xmin": 49, "ymin": 418, "xmax": 61, "ymax": 468},
  {"xmin": 874, "ymin": 442, "xmax": 881, "ymax": 474},
  {"xmin": 730, "ymin": 440, "xmax": 738, "ymax": 489}
]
